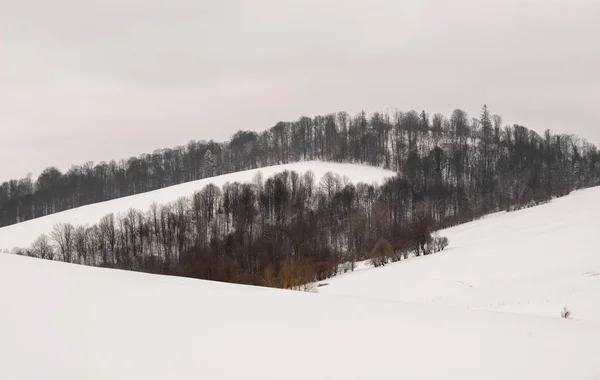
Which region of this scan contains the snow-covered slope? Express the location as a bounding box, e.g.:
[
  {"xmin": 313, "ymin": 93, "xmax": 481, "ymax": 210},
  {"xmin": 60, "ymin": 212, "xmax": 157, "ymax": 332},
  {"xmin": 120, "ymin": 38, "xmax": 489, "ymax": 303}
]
[
  {"xmin": 0, "ymin": 161, "xmax": 395, "ymax": 250},
  {"xmin": 320, "ymin": 186, "xmax": 600, "ymax": 322},
  {"xmin": 1, "ymin": 252, "xmax": 599, "ymax": 380},
  {"xmin": 2, "ymin": 182, "xmax": 600, "ymax": 378}
]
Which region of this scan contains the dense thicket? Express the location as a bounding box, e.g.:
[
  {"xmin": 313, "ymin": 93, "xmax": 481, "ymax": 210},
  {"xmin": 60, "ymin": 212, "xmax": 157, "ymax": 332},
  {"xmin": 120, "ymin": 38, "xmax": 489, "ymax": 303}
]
[
  {"xmin": 2, "ymin": 105, "xmax": 599, "ymax": 229},
  {"xmin": 17, "ymin": 170, "xmax": 451, "ymax": 288}
]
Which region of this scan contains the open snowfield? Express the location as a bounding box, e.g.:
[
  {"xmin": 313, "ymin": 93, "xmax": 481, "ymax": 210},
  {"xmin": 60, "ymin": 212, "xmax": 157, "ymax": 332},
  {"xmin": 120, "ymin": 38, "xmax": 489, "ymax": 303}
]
[
  {"xmin": 0, "ymin": 161, "xmax": 395, "ymax": 251},
  {"xmin": 1, "ymin": 252, "xmax": 600, "ymax": 380},
  {"xmin": 321, "ymin": 186, "xmax": 600, "ymax": 322},
  {"xmin": 1, "ymin": 170, "xmax": 600, "ymax": 378}
]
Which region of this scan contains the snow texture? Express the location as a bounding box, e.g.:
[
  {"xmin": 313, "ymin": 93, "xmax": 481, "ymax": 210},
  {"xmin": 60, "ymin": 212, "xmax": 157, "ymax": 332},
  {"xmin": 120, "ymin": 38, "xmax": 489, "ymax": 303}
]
[
  {"xmin": 1, "ymin": 165, "xmax": 600, "ymax": 379},
  {"xmin": 0, "ymin": 161, "xmax": 395, "ymax": 251},
  {"xmin": 0, "ymin": 186, "xmax": 600, "ymax": 379},
  {"xmin": 1, "ymin": 252, "xmax": 600, "ymax": 380},
  {"xmin": 321, "ymin": 186, "xmax": 600, "ymax": 322}
]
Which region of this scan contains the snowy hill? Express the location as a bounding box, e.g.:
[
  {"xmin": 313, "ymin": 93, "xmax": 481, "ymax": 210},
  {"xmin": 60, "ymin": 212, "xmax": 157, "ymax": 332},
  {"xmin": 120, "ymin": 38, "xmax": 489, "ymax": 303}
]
[
  {"xmin": 320, "ymin": 186, "xmax": 600, "ymax": 322},
  {"xmin": 0, "ymin": 161, "xmax": 395, "ymax": 251},
  {"xmin": 1, "ymin": 252, "xmax": 600, "ymax": 380},
  {"xmin": 1, "ymin": 179, "xmax": 600, "ymax": 378}
]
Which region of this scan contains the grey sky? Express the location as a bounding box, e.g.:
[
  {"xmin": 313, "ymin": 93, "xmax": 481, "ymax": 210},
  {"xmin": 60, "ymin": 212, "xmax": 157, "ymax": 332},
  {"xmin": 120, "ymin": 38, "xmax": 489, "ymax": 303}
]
[{"xmin": 1, "ymin": 0, "xmax": 599, "ymax": 180}]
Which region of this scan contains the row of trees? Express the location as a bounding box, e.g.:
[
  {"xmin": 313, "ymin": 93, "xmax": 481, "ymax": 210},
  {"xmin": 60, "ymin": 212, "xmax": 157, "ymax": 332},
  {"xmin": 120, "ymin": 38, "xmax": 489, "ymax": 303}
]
[
  {"xmin": 2, "ymin": 105, "xmax": 599, "ymax": 227},
  {"xmin": 14, "ymin": 170, "xmax": 451, "ymax": 288}
]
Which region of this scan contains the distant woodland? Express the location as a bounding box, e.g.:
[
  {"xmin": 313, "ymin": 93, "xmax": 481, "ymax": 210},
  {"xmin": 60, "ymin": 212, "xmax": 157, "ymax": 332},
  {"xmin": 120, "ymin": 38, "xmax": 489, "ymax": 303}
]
[
  {"xmin": 20, "ymin": 169, "xmax": 454, "ymax": 288},
  {"xmin": 4, "ymin": 106, "xmax": 600, "ymax": 287}
]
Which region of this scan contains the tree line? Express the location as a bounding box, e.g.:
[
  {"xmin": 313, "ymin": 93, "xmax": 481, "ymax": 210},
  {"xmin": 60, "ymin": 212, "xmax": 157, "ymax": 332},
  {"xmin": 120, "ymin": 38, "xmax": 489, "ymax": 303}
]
[
  {"xmin": 14, "ymin": 169, "xmax": 451, "ymax": 288},
  {"xmin": 2, "ymin": 105, "xmax": 599, "ymax": 229}
]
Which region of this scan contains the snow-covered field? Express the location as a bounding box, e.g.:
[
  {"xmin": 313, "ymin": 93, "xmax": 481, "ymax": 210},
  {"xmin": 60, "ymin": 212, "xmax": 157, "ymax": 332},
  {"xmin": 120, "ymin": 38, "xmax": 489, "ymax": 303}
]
[
  {"xmin": 321, "ymin": 186, "xmax": 600, "ymax": 322},
  {"xmin": 1, "ymin": 252, "xmax": 600, "ymax": 380},
  {"xmin": 0, "ymin": 161, "xmax": 395, "ymax": 251},
  {"xmin": 1, "ymin": 168, "xmax": 600, "ymax": 378}
]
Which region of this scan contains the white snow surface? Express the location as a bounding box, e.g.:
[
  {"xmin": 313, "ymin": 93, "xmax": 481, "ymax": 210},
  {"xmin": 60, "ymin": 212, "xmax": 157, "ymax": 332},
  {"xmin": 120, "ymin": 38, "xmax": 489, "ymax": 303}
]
[
  {"xmin": 1, "ymin": 185, "xmax": 600, "ymax": 378},
  {"xmin": 1, "ymin": 252, "xmax": 600, "ymax": 380},
  {"xmin": 321, "ymin": 186, "xmax": 600, "ymax": 322},
  {"xmin": 0, "ymin": 161, "xmax": 395, "ymax": 251}
]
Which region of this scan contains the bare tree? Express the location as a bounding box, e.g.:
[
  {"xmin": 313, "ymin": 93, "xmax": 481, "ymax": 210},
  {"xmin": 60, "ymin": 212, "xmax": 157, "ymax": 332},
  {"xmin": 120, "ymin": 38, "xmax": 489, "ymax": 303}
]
[
  {"xmin": 50, "ymin": 222, "xmax": 75, "ymax": 262},
  {"xmin": 74, "ymin": 226, "xmax": 88, "ymax": 264},
  {"xmin": 431, "ymin": 232, "xmax": 449, "ymax": 252},
  {"xmin": 99, "ymin": 213, "xmax": 117, "ymax": 265},
  {"xmin": 31, "ymin": 234, "xmax": 54, "ymax": 260},
  {"xmin": 370, "ymin": 238, "xmax": 392, "ymax": 267},
  {"xmin": 412, "ymin": 201, "xmax": 433, "ymax": 256}
]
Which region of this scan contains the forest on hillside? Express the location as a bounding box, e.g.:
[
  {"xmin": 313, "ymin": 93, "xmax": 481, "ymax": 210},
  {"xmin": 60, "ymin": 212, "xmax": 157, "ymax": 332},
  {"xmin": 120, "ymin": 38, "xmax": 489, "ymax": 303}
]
[
  {"xmin": 4, "ymin": 105, "xmax": 600, "ymax": 287},
  {"xmin": 16, "ymin": 168, "xmax": 456, "ymax": 287},
  {"xmin": 2, "ymin": 105, "xmax": 599, "ymax": 229}
]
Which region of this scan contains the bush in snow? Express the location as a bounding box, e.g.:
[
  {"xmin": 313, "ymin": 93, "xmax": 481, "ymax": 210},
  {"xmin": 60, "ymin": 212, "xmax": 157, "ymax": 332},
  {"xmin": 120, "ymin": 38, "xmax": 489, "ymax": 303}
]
[
  {"xmin": 431, "ymin": 234, "xmax": 449, "ymax": 253},
  {"xmin": 281, "ymin": 260, "xmax": 316, "ymax": 290},
  {"xmin": 341, "ymin": 262, "xmax": 353, "ymax": 273},
  {"xmin": 294, "ymin": 281, "xmax": 318, "ymax": 293},
  {"xmin": 263, "ymin": 264, "xmax": 276, "ymax": 288},
  {"xmin": 370, "ymin": 238, "xmax": 392, "ymax": 268},
  {"xmin": 561, "ymin": 306, "xmax": 571, "ymax": 319},
  {"xmin": 11, "ymin": 247, "xmax": 26, "ymax": 256}
]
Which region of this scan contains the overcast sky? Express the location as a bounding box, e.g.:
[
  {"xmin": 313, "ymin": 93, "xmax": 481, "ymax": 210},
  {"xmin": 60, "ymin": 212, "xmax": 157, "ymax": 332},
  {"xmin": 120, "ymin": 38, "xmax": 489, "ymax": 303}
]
[{"xmin": 1, "ymin": 0, "xmax": 599, "ymax": 180}]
